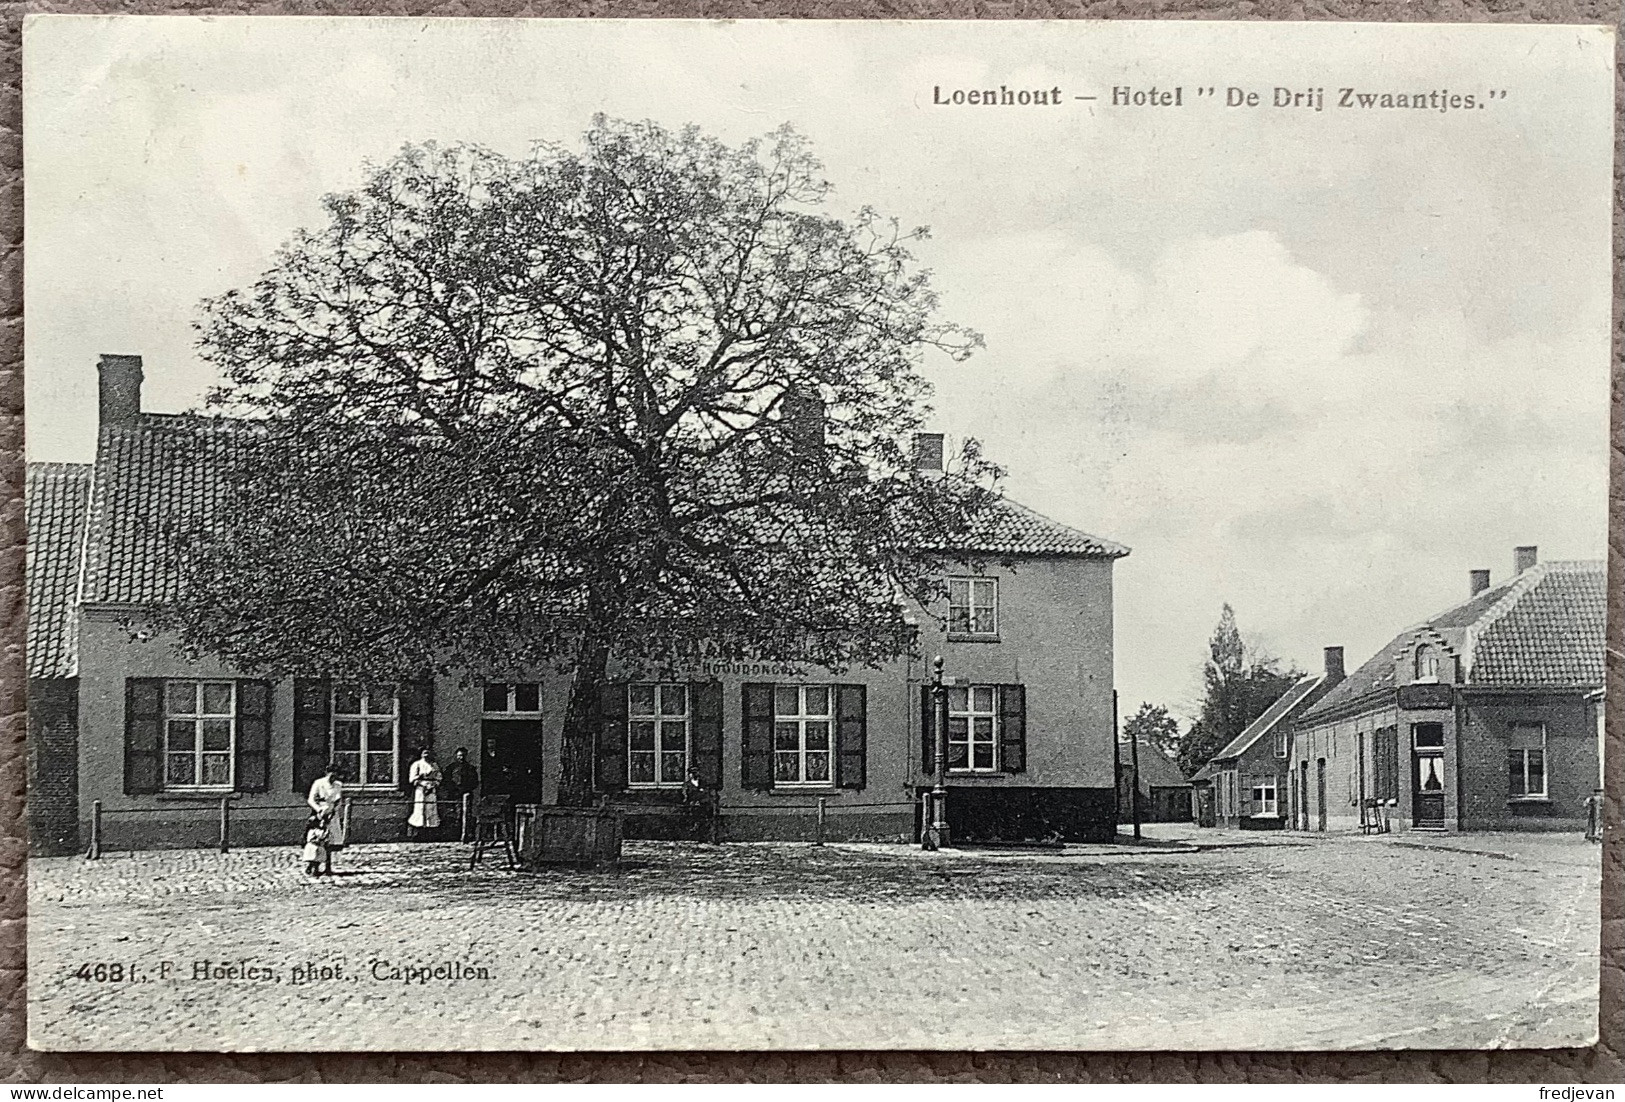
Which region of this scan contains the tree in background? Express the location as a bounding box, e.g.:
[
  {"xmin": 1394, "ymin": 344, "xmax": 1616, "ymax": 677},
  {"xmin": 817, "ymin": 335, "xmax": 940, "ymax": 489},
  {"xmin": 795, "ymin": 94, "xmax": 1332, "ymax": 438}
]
[
  {"xmin": 1122, "ymin": 702, "xmax": 1182, "ymax": 763},
  {"xmin": 156, "ymin": 117, "xmax": 1001, "ymax": 807},
  {"xmin": 1177, "ymin": 604, "xmax": 1303, "ymax": 777}
]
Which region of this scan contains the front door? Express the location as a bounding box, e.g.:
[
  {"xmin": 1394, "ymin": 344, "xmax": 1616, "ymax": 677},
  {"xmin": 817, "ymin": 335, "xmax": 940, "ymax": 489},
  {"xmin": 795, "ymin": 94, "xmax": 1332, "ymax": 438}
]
[
  {"xmin": 482, "ymin": 719, "xmax": 544, "ymax": 806},
  {"xmin": 1316, "ymin": 759, "xmax": 1327, "ymax": 831},
  {"xmin": 1412, "ymin": 752, "xmax": 1446, "ymax": 827},
  {"xmin": 1411, "ymin": 722, "xmax": 1446, "ymax": 828},
  {"xmin": 1300, "ymin": 761, "xmax": 1310, "ymax": 830}
]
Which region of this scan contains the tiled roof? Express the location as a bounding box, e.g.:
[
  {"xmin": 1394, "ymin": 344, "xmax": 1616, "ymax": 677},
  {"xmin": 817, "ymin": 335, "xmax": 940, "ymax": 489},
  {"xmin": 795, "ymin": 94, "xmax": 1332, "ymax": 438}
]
[
  {"xmin": 83, "ymin": 415, "xmax": 233, "ymax": 605},
  {"xmin": 26, "ymin": 463, "xmax": 92, "ymax": 677},
  {"xmin": 1302, "ymin": 559, "xmax": 1606, "ymax": 721},
  {"xmin": 1121, "ymin": 746, "xmax": 1189, "ymax": 789},
  {"xmin": 955, "ymin": 498, "xmax": 1129, "ymax": 559},
  {"xmin": 80, "ymin": 414, "xmax": 1127, "ymax": 607},
  {"xmin": 1207, "ymin": 674, "xmax": 1326, "ymax": 762}
]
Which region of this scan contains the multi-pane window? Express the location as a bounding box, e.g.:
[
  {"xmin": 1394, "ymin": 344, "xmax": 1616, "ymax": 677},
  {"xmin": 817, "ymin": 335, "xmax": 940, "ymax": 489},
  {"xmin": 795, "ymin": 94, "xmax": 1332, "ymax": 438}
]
[
  {"xmin": 1251, "ymin": 777, "xmax": 1278, "ymax": 815},
  {"xmin": 774, "ymin": 685, "xmax": 834, "ymax": 786},
  {"xmin": 164, "ymin": 680, "xmax": 235, "ymax": 789},
  {"xmin": 483, "ymin": 682, "xmax": 541, "ymax": 715},
  {"xmin": 333, "ymin": 683, "xmax": 399, "ymax": 787},
  {"xmin": 948, "ymin": 577, "xmax": 998, "ymax": 636},
  {"xmin": 1508, "ymin": 723, "xmax": 1547, "ymax": 798},
  {"xmin": 947, "ymin": 685, "xmax": 999, "ymax": 771},
  {"xmin": 629, "ymin": 684, "xmax": 689, "ymax": 787}
]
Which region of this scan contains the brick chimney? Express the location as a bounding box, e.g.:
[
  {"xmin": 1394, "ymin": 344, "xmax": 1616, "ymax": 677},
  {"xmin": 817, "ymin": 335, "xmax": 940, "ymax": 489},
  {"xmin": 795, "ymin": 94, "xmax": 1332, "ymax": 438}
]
[
  {"xmin": 1514, "ymin": 545, "xmax": 1538, "ymax": 575},
  {"xmin": 1323, "ymin": 646, "xmax": 1345, "ymax": 683},
  {"xmin": 912, "ymin": 432, "xmax": 944, "ymax": 473},
  {"xmin": 98, "ymin": 354, "xmax": 144, "ymax": 427},
  {"xmin": 1469, "ymin": 569, "xmax": 1491, "ymax": 597}
]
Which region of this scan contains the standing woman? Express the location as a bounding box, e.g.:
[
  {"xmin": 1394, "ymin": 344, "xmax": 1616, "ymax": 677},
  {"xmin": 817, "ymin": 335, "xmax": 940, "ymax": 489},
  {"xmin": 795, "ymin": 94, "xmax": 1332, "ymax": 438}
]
[
  {"xmin": 407, "ymin": 748, "xmax": 441, "ymax": 840},
  {"xmin": 306, "ymin": 762, "xmax": 347, "ymax": 875}
]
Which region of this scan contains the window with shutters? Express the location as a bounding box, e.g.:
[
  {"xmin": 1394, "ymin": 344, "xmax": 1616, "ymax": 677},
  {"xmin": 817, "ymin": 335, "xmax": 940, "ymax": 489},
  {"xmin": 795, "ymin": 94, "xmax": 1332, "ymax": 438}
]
[
  {"xmin": 1507, "ymin": 723, "xmax": 1547, "ymax": 799},
  {"xmin": 947, "ymin": 577, "xmax": 998, "ymax": 637},
  {"xmin": 333, "ymin": 682, "xmax": 399, "ymax": 788},
  {"xmin": 629, "ymin": 683, "xmax": 690, "ymax": 788},
  {"xmin": 483, "ymin": 682, "xmax": 541, "ymax": 716},
  {"xmin": 164, "ymin": 680, "xmax": 236, "ymax": 790},
  {"xmin": 774, "ymin": 685, "xmax": 835, "ymax": 786},
  {"xmin": 947, "ymin": 685, "xmax": 999, "ymax": 772}
]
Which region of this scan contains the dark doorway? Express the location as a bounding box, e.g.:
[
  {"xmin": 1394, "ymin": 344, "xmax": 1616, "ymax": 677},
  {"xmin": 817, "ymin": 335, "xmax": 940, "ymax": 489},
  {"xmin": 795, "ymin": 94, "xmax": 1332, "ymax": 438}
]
[
  {"xmin": 1316, "ymin": 758, "xmax": 1327, "ymax": 831},
  {"xmin": 482, "ymin": 718, "xmax": 544, "ymax": 806},
  {"xmin": 1299, "ymin": 761, "xmax": 1309, "ymax": 831},
  {"xmin": 1411, "ymin": 723, "xmax": 1446, "ymax": 828}
]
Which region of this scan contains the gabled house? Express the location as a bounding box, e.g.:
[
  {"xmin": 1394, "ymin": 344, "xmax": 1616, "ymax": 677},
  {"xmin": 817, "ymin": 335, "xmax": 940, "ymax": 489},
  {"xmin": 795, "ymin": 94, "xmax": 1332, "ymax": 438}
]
[
  {"xmin": 1291, "ymin": 550, "xmax": 1605, "ymax": 833},
  {"xmin": 26, "ymin": 462, "xmax": 93, "ymax": 855},
  {"xmin": 1115, "ymin": 744, "xmax": 1192, "ymax": 824},
  {"xmin": 29, "ymin": 353, "xmax": 1132, "ymax": 850},
  {"xmin": 1195, "ymin": 647, "xmax": 1345, "ymax": 830}
]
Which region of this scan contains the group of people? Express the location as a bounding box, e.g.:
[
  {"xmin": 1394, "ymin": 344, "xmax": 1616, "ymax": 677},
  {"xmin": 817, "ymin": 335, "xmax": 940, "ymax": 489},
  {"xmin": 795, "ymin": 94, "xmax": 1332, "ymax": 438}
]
[{"xmin": 300, "ymin": 747, "xmax": 482, "ymax": 877}]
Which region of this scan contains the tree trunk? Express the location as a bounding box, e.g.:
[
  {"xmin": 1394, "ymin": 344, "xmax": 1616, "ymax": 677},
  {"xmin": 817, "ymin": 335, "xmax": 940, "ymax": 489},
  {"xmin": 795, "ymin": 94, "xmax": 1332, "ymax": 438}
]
[{"xmin": 557, "ymin": 637, "xmax": 610, "ymax": 808}]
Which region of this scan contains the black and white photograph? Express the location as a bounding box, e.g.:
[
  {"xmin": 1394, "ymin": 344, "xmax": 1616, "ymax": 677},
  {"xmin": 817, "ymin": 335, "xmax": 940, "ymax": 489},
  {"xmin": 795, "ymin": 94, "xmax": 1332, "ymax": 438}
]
[{"xmin": 21, "ymin": 15, "xmax": 1613, "ymax": 1052}]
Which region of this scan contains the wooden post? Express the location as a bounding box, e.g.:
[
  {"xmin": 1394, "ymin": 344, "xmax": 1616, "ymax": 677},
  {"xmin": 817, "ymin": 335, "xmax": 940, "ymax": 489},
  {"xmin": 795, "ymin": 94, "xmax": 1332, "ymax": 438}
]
[
  {"xmin": 219, "ymin": 797, "xmax": 231, "ymax": 854},
  {"xmin": 815, "ymin": 797, "xmax": 826, "ymax": 846},
  {"xmin": 462, "ymin": 792, "xmax": 473, "ymax": 843},
  {"xmin": 88, "ymin": 800, "xmax": 102, "ymax": 860}
]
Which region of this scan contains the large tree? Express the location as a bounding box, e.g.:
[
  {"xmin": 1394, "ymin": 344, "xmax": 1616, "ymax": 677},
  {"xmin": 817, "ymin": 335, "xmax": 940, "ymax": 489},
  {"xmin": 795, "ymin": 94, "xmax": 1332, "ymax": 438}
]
[
  {"xmin": 1122, "ymin": 702, "xmax": 1182, "ymax": 764},
  {"xmin": 156, "ymin": 118, "xmax": 1001, "ymax": 807},
  {"xmin": 1176, "ymin": 604, "xmax": 1303, "ymax": 777}
]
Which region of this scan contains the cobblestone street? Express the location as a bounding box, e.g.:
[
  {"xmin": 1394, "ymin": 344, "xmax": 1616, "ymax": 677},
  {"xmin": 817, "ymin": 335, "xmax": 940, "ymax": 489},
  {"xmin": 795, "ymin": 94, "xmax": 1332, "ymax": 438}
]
[{"xmin": 27, "ymin": 828, "xmax": 1599, "ymax": 1052}]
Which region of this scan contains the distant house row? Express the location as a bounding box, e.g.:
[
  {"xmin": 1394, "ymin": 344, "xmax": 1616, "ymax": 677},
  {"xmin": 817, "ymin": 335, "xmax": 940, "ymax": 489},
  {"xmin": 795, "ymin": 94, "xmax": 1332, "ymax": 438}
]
[{"xmin": 1191, "ymin": 549, "xmax": 1606, "ymax": 834}]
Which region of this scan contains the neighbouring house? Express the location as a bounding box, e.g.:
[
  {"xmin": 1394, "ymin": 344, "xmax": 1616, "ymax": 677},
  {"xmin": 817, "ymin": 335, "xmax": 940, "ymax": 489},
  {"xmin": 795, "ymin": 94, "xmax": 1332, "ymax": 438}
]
[
  {"xmin": 28, "ymin": 353, "xmax": 1131, "ymax": 851},
  {"xmin": 1116, "ymin": 744, "xmax": 1192, "ymax": 823},
  {"xmin": 26, "ymin": 462, "xmax": 93, "ymax": 855},
  {"xmin": 1197, "ymin": 647, "xmax": 1346, "ymax": 830},
  {"xmin": 1290, "ymin": 550, "xmax": 1605, "ymax": 834}
]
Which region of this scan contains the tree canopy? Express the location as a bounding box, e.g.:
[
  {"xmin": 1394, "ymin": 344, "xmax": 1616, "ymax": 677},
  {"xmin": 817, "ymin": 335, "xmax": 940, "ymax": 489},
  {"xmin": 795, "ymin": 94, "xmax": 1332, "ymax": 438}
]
[
  {"xmin": 156, "ymin": 117, "xmax": 1002, "ymax": 805},
  {"xmin": 1176, "ymin": 604, "xmax": 1303, "ymax": 777},
  {"xmin": 1122, "ymin": 702, "xmax": 1182, "ymax": 764}
]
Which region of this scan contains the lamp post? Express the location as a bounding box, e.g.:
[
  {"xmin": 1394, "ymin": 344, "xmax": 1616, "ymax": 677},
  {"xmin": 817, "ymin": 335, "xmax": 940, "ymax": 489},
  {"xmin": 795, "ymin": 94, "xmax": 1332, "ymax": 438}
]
[{"xmin": 923, "ymin": 655, "xmax": 951, "ymax": 850}]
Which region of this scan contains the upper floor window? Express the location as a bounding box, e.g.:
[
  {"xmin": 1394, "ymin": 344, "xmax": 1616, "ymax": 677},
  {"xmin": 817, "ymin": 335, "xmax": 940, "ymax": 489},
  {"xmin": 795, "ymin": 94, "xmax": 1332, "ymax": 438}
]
[
  {"xmin": 484, "ymin": 682, "xmax": 541, "ymax": 715},
  {"xmin": 1414, "ymin": 644, "xmax": 1440, "ymax": 682},
  {"xmin": 948, "ymin": 577, "xmax": 998, "ymax": 637},
  {"xmin": 629, "ymin": 683, "xmax": 689, "ymax": 788},
  {"xmin": 165, "ymin": 680, "xmax": 236, "ymax": 789},
  {"xmin": 333, "ymin": 682, "xmax": 399, "ymax": 788},
  {"xmin": 1274, "ymin": 729, "xmax": 1289, "ymax": 759}
]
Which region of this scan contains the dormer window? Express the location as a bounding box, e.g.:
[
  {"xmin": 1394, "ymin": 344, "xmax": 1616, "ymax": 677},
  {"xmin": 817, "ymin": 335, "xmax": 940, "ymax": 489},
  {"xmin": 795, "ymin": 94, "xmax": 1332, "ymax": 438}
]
[
  {"xmin": 1414, "ymin": 644, "xmax": 1440, "ymax": 683},
  {"xmin": 948, "ymin": 577, "xmax": 998, "ymax": 638}
]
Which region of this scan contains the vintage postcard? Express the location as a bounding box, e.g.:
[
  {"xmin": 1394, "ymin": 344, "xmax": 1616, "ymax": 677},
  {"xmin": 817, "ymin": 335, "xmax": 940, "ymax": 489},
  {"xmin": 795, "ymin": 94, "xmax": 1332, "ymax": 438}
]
[{"xmin": 22, "ymin": 16, "xmax": 1612, "ymax": 1051}]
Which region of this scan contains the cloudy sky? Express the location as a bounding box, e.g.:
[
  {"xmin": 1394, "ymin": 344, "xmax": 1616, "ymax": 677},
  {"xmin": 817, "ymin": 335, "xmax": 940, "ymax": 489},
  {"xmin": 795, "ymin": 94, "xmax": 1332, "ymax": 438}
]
[{"xmin": 24, "ymin": 17, "xmax": 1614, "ymax": 716}]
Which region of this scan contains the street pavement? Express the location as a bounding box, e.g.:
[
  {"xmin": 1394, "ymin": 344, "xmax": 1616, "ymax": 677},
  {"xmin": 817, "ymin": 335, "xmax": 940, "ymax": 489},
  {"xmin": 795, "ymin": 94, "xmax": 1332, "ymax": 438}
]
[{"xmin": 27, "ymin": 827, "xmax": 1600, "ymax": 1052}]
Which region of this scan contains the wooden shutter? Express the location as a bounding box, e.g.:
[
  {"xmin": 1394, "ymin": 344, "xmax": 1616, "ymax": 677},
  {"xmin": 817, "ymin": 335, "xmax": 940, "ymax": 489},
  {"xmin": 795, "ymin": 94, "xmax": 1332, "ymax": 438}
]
[
  {"xmin": 292, "ymin": 678, "xmax": 331, "ymax": 793},
  {"xmin": 999, "ymin": 684, "xmax": 1027, "ymax": 774},
  {"xmin": 124, "ymin": 678, "xmax": 165, "ymax": 795},
  {"xmin": 741, "ymin": 682, "xmax": 776, "ymax": 790},
  {"xmin": 397, "ymin": 679, "xmax": 435, "ymax": 793},
  {"xmin": 836, "ymin": 684, "xmax": 867, "ymax": 790},
  {"xmin": 597, "ymin": 681, "xmax": 628, "ymax": 793},
  {"xmin": 235, "ymin": 679, "xmax": 272, "ymax": 794},
  {"xmin": 920, "ymin": 685, "xmax": 936, "ymax": 773},
  {"xmin": 690, "ymin": 681, "xmax": 723, "ymax": 790}
]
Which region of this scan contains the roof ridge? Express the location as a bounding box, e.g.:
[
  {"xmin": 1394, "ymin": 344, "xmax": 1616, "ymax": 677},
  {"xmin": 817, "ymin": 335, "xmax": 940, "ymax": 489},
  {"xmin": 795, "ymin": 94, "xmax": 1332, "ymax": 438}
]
[
  {"xmin": 1461, "ymin": 562, "xmax": 1552, "ymax": 678},
  {"xmin": 1207, "ymin": 672, "xmax": 1323, "ymax": 762}
]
